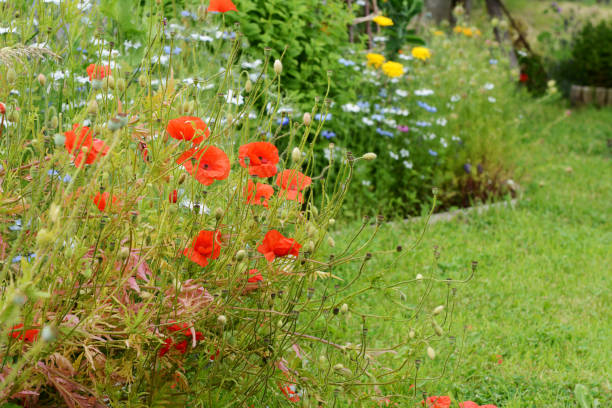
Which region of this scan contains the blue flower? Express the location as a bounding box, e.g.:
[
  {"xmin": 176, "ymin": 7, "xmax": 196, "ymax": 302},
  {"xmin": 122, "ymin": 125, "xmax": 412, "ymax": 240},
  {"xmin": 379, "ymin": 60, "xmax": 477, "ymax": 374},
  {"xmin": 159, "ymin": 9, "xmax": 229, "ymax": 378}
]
[
  {"xmin": 181, "ymin": 10, "xmax": 193, "ymax": 18},
  {"xmin": 463, "ymin": 163, "xmax": 472, "ymax": 174},
  {"xmin": 12, "ymin": 253, "xmax": 36, "ymax": 263},
  {"xmin": 338, "ymin": 58, "xmax": 355, "ymax": 67},
  {"xmin": 276, "ymin": 117, "xmax": 290, "ymax": 126},
  {"xmin": 376, "ymin": 128, "xmax": 394, "ymax": 138},
  {"xmin": 489, "ymin": 58, "xmax": 498, "ymax": 65},
  {"xmin": 9, "ymin": 219, "xmax": 22, "ymax": 231},
  {"xmin": 371, "ymin": 114, "xmax": 384, "ymax": 122},
  {"xmin": 417, "ymin": 101, "xmax": 437, "ymax": 113},
  {"xmin": 357, "ymin": 101, "xmax": 370, "ymax": 110},
  {"xmin": 378, "ymin": 88, "xmax": 387, "ymax": 98},
  {"xmin": 428, "ymin": 149, "xmax": 438, "ymax": 157},
  {"xmin": 415, "ymin": 121, "xmax": 431, "ymax": 127},
  {"xmin": 314, "ymin": 113, "xmax": 332, "ymax": 121},
  {"xmin": 321, "ymin": 130, "xmax": 336, "ymax": 139},
  {"xmin": 163, "ymin": 46, "xmax": 182, "ymax": 55}
]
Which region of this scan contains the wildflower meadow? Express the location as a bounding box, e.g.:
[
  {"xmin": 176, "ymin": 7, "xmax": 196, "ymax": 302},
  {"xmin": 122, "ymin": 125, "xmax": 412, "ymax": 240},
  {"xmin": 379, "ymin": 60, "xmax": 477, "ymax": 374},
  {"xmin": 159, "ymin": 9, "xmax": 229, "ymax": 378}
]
[{"xmin": 1, "ymin": 0, "xmax": 610, "ymax": 407}]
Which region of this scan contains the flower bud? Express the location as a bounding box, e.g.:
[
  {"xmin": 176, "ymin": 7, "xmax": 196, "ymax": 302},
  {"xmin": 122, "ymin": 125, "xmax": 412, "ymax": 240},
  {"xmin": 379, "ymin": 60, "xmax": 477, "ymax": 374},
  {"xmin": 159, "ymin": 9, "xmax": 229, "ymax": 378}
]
[
  {"xmin": 54, "ymin": 133, "xmax": 66, "ymax": 146},
  {"xmin": 217, "ymin": 315, "xmax": 227, "ymax": 326},
  {"xmin": 107, "ymin": 117, "xmax": 122, "ymax": 131},
  {"xmin": 41, "ymin": 325, "xmax": 58, "ymax": 343},
  {"xmin": 491, "ymin": 17, "xmax": 499, "ymax": 27},
  {"xmin": 333, "ymin": 363, "xmax": 344, "ymax": 371},
  {"xmin": 427, "ymin": 346, "xmax": 436, "ymax": 359},
  {"xmin": 49, "ymin": 203, "xmax": 61, "ymax": 223},
  {"xmin": 104, "ymin": 75, "xmax": 115, "ymax": 90},
  {"xmin": 37, "ymin": 73, "xmax": 47, "ymax": 87},
  {"xmin": 432, "ymin": 305, "xmax": 444, "ymax": 315},
  {"xmin": 304, "ymin": 240, "xmax": 315, "ymax": 253},
  {"xmin": 116, "ymin": 77, "xmax": 127, "ymax": 92},
  {"xmin": 432, "ymin": 320, "xmax": 444, "ymax": 336},
  {"xmin": 303, "ymin": 112, "xmax": 311, "ymax": 126},
  {"xmin": 214, "ymin": 207, "xmax": 224, "ymax": 221},
  {"xmin": 48, "ymin": 115, "xmax": 58, "ymax": 129},
  {"xmin": 340, "ymin": 303, "xmax": 348, "ymax": 314},
  {"xmin": 178, "ymin": 173, "xmax": 187, "ymax": 185},
  {"xmin": 319, "ymin": 355, "xmax": 327, "ymax": 364},
  {"xmin": 416, "ymin": 274, "xmax": 423, "ymax": 281},
  {"xmin": 409, "ymin": 328, "xmax": 415, "ymax": 339},
  {"xmin": 328, "ymin": 218, "xmax": 335, "ymax": 226},
  {"xmin": 362, "ymin": 152, "xmax": 377, "ymax": 161},
  {"xmin": 87, "ymin": 99, "xmax": 99, "ymax": 116},
  {"xmin": 36, "ymin": 228, "xmax": 54, "ymax": 247},
  {"xmin": 327, "ymin": 236, "xmax": 335, "ymax": 248},
  {"xmin": 7, "ymin": 68, "xmax": 17, "ymax": 84},
  {"xmin": 138, "ymin": 75, "xmax": 147, "ymax": 88},
  {"xmin": 236, "ymin": 249, "xmax": 247, "ymax": 262},
  {"xmin": 245, "ymin": 79, "xmax": 253, "ymax": 93},
  {"xmin": 291, "ymin": 147, "xmax": 301, "ymax": 163},
  {"xmin": 273, "ymin": 59, "xmax": 283, "ymax": 75},
  {"xmin": 92, "ymin": 79, "xmax": 103, "ymax": 90},
  {"xmin": 119, "ymin": 247, "xmax": 130, "ymax": 259}
]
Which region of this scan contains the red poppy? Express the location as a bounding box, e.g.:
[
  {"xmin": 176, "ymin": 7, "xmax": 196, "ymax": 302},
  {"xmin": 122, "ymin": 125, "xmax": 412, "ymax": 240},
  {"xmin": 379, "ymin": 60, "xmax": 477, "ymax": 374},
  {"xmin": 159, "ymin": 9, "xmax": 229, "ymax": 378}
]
[
  {"xmin": 159, "ymin": 338, "xmax": 173, "ymax": 357},
  {"xmin": 275, "ymin": 169, "xmax": 312, "ymax": 203},
  {"xmin": 174, "ymin": 339, "xmax": 188, "ymax": 354},
  {"xmin": 279, "ymin": 383, "xmax": 300, "ymax": 403},
  {"xmin": 86, "ymin": 64, "xmax": 110, "ymax": 81},
  {"xmin": 459, "ymin": 403, "xmax": 497, "ymax": 408},
  {"xmin": 208, "ymin": 0, "xmax": 238, "ymax": 13},
  {"xmin": 9, "ymin": 324, "xmax": 39, "ymax": 343},
  {"xmin": 64, "ymin": 124, "xmax": 110, "ymax": 167},
  {"xmin": 247, "ymin": 269, "xmax": 263, "ymax": 283},
  {"xmin": 183, "ymin": 230, "xmax": 223, "ymax": 267},
  {"xmin": 0, "ymin": 102, "xmax": 5, "ymax": 115},
  {"xmin": 169, "ymin": 190, "xmax": 178, "ymax": 203},
  {"xmin": 238, "ymin": 142, "xmax": 279, "ymax": 177},
  {"xmin": 245, "ymin": 179, "xmax": 274, "ymax": 208},
  {"xmin": 177, "ymin": 146, "xmax": 230, "ymax": 186},
  {"xmin": 166, "ymin": 116, "xmax": 210, "ymax": 144},
  {"xmin": 421, "ymin": 396, "xmax": 451, "ymax": 408},
  {"xmin": 92, "ymin": 192, "xmax": 119, "ymax": 212},
  {"xmin": 519, "ymin": 72, "xmax": 529, "ymax": 83},
  {"xmin": 257, "ymin": 229, "xmax": 301, "ymax": 262}
]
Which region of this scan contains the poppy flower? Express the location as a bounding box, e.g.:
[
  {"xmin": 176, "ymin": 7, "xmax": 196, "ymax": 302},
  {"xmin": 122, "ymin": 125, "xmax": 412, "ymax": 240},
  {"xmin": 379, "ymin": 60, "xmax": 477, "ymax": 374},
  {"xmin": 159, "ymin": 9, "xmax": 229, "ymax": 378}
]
[
  {"xmin": 208, "ymin": 0, "xmax": 238, "ymax": 13},
  {"xmin": 519, "ymin": 72, "xmax": 529, "ymax": 83},
  {"xmin": 64, "ymin": 124, "xmax": 110, "ymax": 167},
  {"xmin": 279, "ymin": 383, "xmax": 300, "ymax": 403},
  {"xmin": 245, "ymin": 179, "xmax": 274, "ymax": 208},
  {"xmin": 86, "ymin": 64, "xmax": 110, "ymax": 81},
  {"xmin": 177, "ymin": 146, "xmax": 230, "ymax": 186},
  {"xmin": 275, "ymin": 170, "xmax": 312, "ymax": 203},
  {"xmin": 169, "ymin": 190, "xmax": 178, "ymax": 203},
  {"xmin": 421, "ymin": 396, "xmax": 451, "ymax": 408},
  {"xmin": 247, "ymin": 269, "xmax": 263, "ymax": 283},
  {"xmin": 166, "ymin": 116, "xmax": 210, "ymax": 144},
  {"xmin": 238, "ymin": 142, "xmax": 279, "ymax": 178},
  {"xmin": 9, "ymin": 324, "xmax": 39, "ymax": 343},
  {"xmin": 459, "ymin": 403, "xmax": 497, "ymax": 408},
  {"xmin": 257, "ymin": 229, "xmax": 301, "ymax": 262},
  {"xmin": 183, "ymin": 230, "xmax": 223, "ymax": 267},
  {"xmin": 159, "ymin": 338, "xmax": 173, "ymax": 357},
  {"xmin": 92, "ymin": 192, "xmax": 119, "ymax": 212},
  {"xmin": 0, "ymin": 102, "xmax": 5, "ymax": 115}
]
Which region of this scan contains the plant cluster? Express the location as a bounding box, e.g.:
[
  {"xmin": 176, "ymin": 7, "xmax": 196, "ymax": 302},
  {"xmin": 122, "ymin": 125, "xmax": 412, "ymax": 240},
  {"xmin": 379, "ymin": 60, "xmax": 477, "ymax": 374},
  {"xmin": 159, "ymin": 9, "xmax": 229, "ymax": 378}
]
[{"xmin": 0, "ymin": 0, "xmax": 470, "ymax": 406}]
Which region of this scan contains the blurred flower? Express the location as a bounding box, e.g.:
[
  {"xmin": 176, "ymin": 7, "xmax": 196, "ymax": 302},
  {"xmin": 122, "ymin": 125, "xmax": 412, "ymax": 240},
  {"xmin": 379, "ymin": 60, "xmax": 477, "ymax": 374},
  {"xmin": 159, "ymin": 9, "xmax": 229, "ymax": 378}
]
[
  {"xmin": 411, "ymin": 46, "xmax": 431, "ymax": 61},
  {"xmin": 462, "ymin": 27, "xmax": 473, "ymax": 37},
  {"xmin": 366, "ymin": 53, "xmax": 385, "ymax": 68},
  {"xmin": 163, "ymin": 46, "xmax": 181, "ymax": 55},
  {"xmin": 415, "ymin": 89, "xmax": 434, "ymax": 96},
  {"xmin": 373, "ymin": 16, "xmax": 393, "ymax": 26},
  {"xmin": 338, "ymin": 57, "xmax": 355, "ymax": 66},
  {"xmin": 376, "ymin": 128, "xmax": 394, "ymax": 138},
  {"xmin": 415, "ymin": 121, "xmax": 431, "ymax": 127},
  {"xmin": 92, "ymin": 192, "xmax": 119, "ymax": 212},
  {"xmin": 247, "ymin": 269, "xmax": 263, "ymax": 283},
  {"xmin": 208, "ymin": 0, "xmax": 237, "ymax": 13},
  {"xmin": 276, "ymin": 169, "xmax": 312, "ymax": 203},
  {"xmin": 421, "ymin": 396, "xmax": 451, "ymax": 408},
  {"xmin": 434, "ymin": 30, "xmax": 444, "ymax": 36},
  {"xmin": 428, "ymin": 149, "xmax": 438, "ymax": 157},
  {"xmin": 257, "ymin": 230, "xmax": 301, "ymax": 262},
  {"xmin": 276, "ymin": 116, "xmax": 290, "ymax": 126},
  {"xmin": 519, "ymin": 72, "xmax": 529, "ymax": 83},
  {"xmin": 245, "ymin": 180, "xmax": 274, "ymax": 208},
  {"xmin": 314, "ymin": 113, "xmax": 332, "ymax": 121},
  {"xmin": 453, "ymin": 26, "xmax": 463, "ymax": 34},
  {"xmin": 177, "ymin": 146, "xmax": 230, "ymax": 186},
  {"xmin": 397, "ymin": 125, "xmax": 410, "ymax": 132},
  {"xmin": 489, "ymin": 58, "xmax": 498, "ymax": 65},
  {"xmin": 382, "ymin": 61, "xmax": 404, "ymax": 78},
  {"xmin": 86, "ymin": 64, "xmax": 110, "ymax": 81},
  {"xmin": 9, "ymin": 324, "xmax": 39, "ymax": 343},
  {"xmin": 238, "ymin": 142, "xmax": 279, "ymax": 177},
  {"xmin": 322, "ymin": 130, "xmax": 336, "ymax": 139},
  {"xmin": 362, "ymin": 117, "xmax": 374, "ymax": 126},
  {"xmin": 184, "ymin": 230, "xmax": 223, "ymax": 267},
  {"xmin": 417, "ymin": 101, "xmax": 437, "ymax": 113},
  {"xmin": 463, "ymin": 163, "xmax": 472, "ymax": 174},
  {"xmin": 64, "ymin": 124, "xmax": 109, "ymax": 167}
]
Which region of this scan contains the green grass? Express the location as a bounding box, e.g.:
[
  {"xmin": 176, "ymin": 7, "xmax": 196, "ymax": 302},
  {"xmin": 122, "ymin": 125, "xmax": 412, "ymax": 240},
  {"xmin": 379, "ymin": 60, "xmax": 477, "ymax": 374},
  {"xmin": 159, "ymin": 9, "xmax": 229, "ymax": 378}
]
[{"xmin": 329, "ymin": 104, "xmax": 612, "ymax": 407}]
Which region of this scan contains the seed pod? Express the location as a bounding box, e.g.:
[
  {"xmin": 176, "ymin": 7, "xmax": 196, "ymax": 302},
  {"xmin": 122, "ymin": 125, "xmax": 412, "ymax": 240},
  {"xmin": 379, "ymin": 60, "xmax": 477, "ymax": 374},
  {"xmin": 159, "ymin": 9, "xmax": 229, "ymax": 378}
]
[
  {"xmin": 245, "ymin": 79, "xmax": 253, "ymax": 93},
  {"xmin": 53, "ymin": 133, "xmax": 66, "ymax": 146},
  {"xmin": 87, "ymin": 99, "xmax": 99, "ymax": 116},
  {"xmin": 362, "ymin": 152, "xmax": 377, "ymax": 161},
  {"xmin": 49, "ymin": 115, "xmax": 58, "ymax": 129},
  {"xmin": 119, "ymin": 247, "xmax": 130, "ymax": 259},
  {"xmin": 116, "ymin": 77, "xmax": 126, "ymax": 92},
  {"xmin": 41, "ymin": 325, "xmax": 58, "ymax": 343},
  {"xmin": 416, "ymin": 274, "xmax": 423, "ymax": 281},
  {"xmin": 432, "ymin": 305, "xmax": 444, "ymax": 315},
  {"xmin": 303, "ymin": 112, "xmax": 311, "ymax": 126},
  {"xmin": 328, "ymin": 218, "xmax": 335, "ymax": 226},
  {"xmin": 37, "ymin": 73, "xmax": 47, "ymax": 87},
  {"xmin": 427, "ymin": 346, "xmax": 436, "ymax": 359},
  {"xmin": 340, "ymin": 303, "xmax": 348, "ymax": 314},
  {"xmin": 7, "ymin": 68, "xmax": 17, "ymax": 84},
  {"xmin": 236, "ymin": 250, "xmax": 247, "ymax": 262},
  {"xmin": 138, "ymin": 75, "xmax": 147, "ymax": 88},
  {"xmin": 409, "ymin": 328, "xmax": 415, "ymax": 339},
  {"xmin": 291, "ymin": 147, "xmax": 301, "ymax": 163},
  {"xmin": 327, "ymin": 236, "xmax": 335, "ymax": 248},
  {"xmin": 432, "ymin": 320, "xmax": 444, "ymax": 336},
  {"xmin": 217, "ymin": 315, "xmax": 227, "ymax": 325},
  {"xmin": 178, "ymin": 173, "xmax": 187, "ymax": 185}
]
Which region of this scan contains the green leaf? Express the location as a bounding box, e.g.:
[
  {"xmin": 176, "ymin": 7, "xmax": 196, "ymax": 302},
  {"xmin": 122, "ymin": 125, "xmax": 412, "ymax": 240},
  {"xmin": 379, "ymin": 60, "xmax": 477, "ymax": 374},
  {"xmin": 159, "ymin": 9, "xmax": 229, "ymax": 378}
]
[{"xmin": 574, "ymin": 384, "xmax": 592, "ymax": 408}]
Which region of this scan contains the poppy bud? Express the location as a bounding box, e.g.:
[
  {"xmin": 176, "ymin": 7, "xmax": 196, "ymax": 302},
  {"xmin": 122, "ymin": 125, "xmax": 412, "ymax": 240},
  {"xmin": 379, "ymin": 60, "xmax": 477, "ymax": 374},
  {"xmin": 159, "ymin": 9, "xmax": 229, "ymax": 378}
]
[
  {"xmin": 303, "ymin": 112, "xmax": 311, "ymax": 126},
  {"xmin": 49, "ymin": 115, "xmax": 58, "ymax": 129},
  {"xmin": 304, "ymin": 240, "xmax": 315, "ymax": 253},
  {"xmin": 310, "ymin": 205, "xmax": 319, "ymax": 217},
  {"xmin": 416, "ymin": 274, "xmax": 423, "ymax": 281},
  {"xmin": 104, "ymin": 75, "xmax": 115, "ymax": 90},
  {"xmin": 116, "ymin": 77, "xmax": 127, "ymax": 92},
  {"xmin": 427, "ymin": 346, "xmax": 436, "ymax": 359},
  {"xmin": 197, "ymin": 4, "xmax": 207, "ymax": 20},
  {"xmin": 7, "ymin": 68, "xmax": 17, "ymax": 84},
  {"xmin": 7, "ymin": 109, "xmax": 19, "ymax": 122},
  {"xmin": 245, "ymin": 79, "xmax": 253, "ymax": 93},
  {"xmin": 273, "ymin": 59, "xmax": 283, "ymax": 75},
  {"xmin": 53, "ymin": 133, "xmax": 65, "ymax": 146},
  {"xmin": 87, "ymin": 99, "xmax": 99, "ymax": 116},
  {"xmin": 340, "ymin": 303, "xmax": 348, "ymax": 314},
  {"xmin": 333, "ymin": 363, "xmax": 344, "ymax": 371},
  {"xmin": 327, "ymin": 236, "xmax": 335, "ymax": 248},
  {"xmin": 41, "ymin": 325, "xmax": 58, "ymax": 343},
  {"xmin": 432, "ymin": 305, "xmax": 444, "ymax": 315},
  {"xmin": 117, "ymin": 113, "xmax": 129, "ymax": 127},
  {"xmin": 236, "ymin": 249, "xmax": 247, "ymax": 261},
  {"xmin": 409, "ymin": 328, "xmax": 415, "ymax": 339},
  {"xmin": 291, "ymin": 147, "xmax": 301, "ymax": 163},
  {"xmin": 138, "ymin": 75, "xmax": 147, "ymax": 88},
  {"xmin": 328, "ymin": 218, "xmax": 335, "ymax": 226},
  {"xmin": 37, "ymin": 73, "xmax": 47, "ymax": 87},
  {"xmin": 277, "ymin": 319, "xmax": 283, "ymax": 328},
  {"xmin": 49, "ymin": 204, "xmax": 61, "ymax": 223},
  {"xmin": 36, "ymin": 228, "xmax": 54, "ymax": 247},
  {"xmin": 362, "ymin": 152, "xmax": 377, "ymax": 161},
  {"xmin": 214, "ymin": 207, "xmax": 224, "ymax": 221},
  {"xmin": 432, "ymin": 320, "xmax": 443, "ymax": 336},
  {"xmin": 217, "ymin": 315, "xmax": 227, "ymax": 326},
  {"xmin": 92, "ymin": 79, "xmax": 103, "ymax": 90},
  {"xmin": 107, "ymin": 117, "xmax": 122, "ymax": 131},
  {"xmin": 119, "ymin": 247, "xmax": 130, "ymax": 259},
  {"xmin": 307, "ymin": 224, "xmax": 318, "ymax": 238}
]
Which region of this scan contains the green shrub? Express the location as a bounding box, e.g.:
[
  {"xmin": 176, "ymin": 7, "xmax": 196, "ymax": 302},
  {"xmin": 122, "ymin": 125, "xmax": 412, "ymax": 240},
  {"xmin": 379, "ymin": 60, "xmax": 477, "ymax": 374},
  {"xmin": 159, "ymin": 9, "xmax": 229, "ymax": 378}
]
[{"xmin": 561, "ymin": 21, "xmax": 612, "ymax": 88}]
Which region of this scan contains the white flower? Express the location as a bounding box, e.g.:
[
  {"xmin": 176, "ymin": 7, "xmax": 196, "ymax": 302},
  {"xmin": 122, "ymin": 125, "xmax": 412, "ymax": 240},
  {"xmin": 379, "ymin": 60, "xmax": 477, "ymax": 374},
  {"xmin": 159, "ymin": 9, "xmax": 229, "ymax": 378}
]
[
  {"xmin": 361, "ymin": 180, "xmax": 372, "ymax": 186},
  {"xmin": 362, "ymin": 117, "xmax": 374, "ymax": 126},
  {"xmin": 414, "ymin": 89, "xmax": 434, "ymax": 96},
  {"xmin": 242, "ymin": 59, "xmax": 262, "ymax": 69},
  {"xmin": 488, "ymin": 96, "xmax": 497, "ymax": 103},
  {"xmin": 484, "ymin": 82, "xmax": 494, "ymax": 90},
  {"xmin": 341, "ymin": 103, "xmax": 361, "ymax": 113},
  {"xmin": 383, "ymin": 118, "xmax": 397, "ymax": 127},
  {"xmin": 440, "ymin": 138, "xmax": 448, "ymax": 148},
  {"xmin": 450, "ymin": 94, "xmax": 461, "ymax": 102},
  {"xmin": 0, "ymin": 27, "xmax": 17, "ymax": 34},
  {"xmin": 389, "ymin": 151, "xmax": 399, "ymax": 160},
  {"xmin": 435, "ymin": 118, "xmax": 447, "ymax": 127},
  {"xmin": 400, "ymin": 149, "xmax": 410, "ymax": 158},
  {"xmin": 403, "ymin": 160, "xmax": 413, "ymax": 169},
  {"xmin": 395, "ymin": 89, "xmax": 408, "ymax": 97}
]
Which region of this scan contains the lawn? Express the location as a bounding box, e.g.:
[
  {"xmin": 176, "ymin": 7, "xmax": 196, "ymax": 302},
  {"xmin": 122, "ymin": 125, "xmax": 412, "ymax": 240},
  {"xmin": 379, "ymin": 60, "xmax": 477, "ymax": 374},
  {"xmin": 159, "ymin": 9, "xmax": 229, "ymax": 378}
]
[{"xmin": 328, "ymin": 104, "xmax": 612, "ymax": 407}]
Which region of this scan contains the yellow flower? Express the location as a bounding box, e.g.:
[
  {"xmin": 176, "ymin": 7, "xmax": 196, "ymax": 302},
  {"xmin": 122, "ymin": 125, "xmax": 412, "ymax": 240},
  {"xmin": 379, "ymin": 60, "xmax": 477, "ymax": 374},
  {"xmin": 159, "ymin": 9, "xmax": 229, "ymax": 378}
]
[
  {"xmin": 366, "ymin": 53, "xmax": 385, "ymax": 69},
  {"xmin": 434, "ymin": 30, "xmax": 445, "ymax": 36},
  {"xmin": 453, "ymin": 25, "xmax": 463, "ymax": 33},
  {"xmin": 475, "ymin": 29, "xmax": 482, "ymax": 36},
  {"xmin": 411, "ymin": 46, "xmax": 431, "ymax": 61},
  {"xmin": 373, "ymin": 15, "xmax": 393, "ymax": 27},
  {"xmin": 462, "ymin": 27, "xmax": 473, "ymax": 37},
  {"xmin": 381, "ymin": 61, "xmax": 404, "ymax": 78}
]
